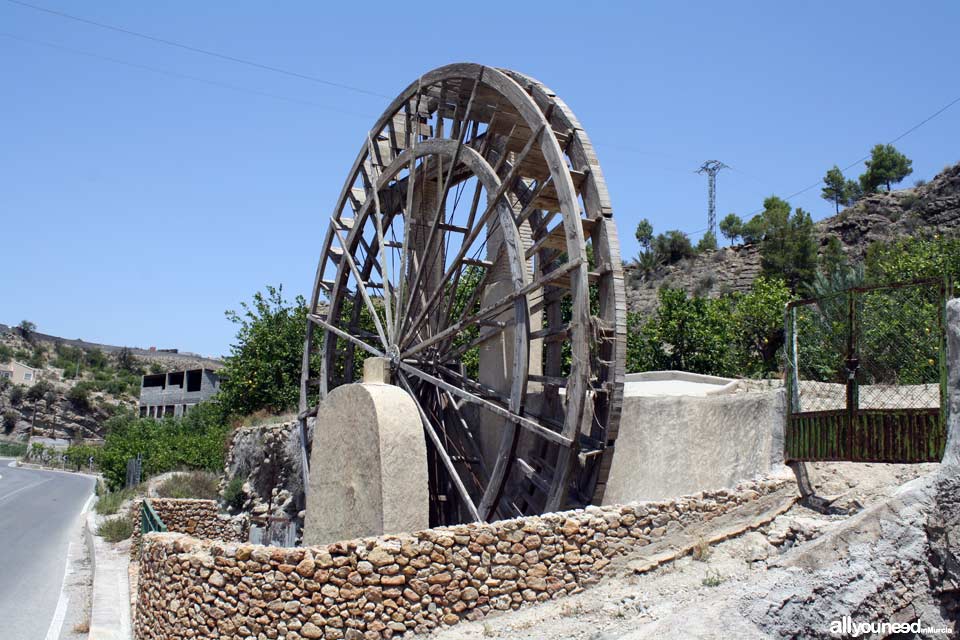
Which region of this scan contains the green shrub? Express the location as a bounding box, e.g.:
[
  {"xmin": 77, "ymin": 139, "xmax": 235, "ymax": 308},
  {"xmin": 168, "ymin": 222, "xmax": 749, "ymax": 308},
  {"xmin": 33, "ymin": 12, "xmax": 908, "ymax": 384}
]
[
  {"xmin": 223, "ymin": 475, "xmax": 246, "ymax": 510},
  {"xmin": 155, "ymin": 471, "xmax": 220, "ymax": 500},
  {"xmin": 98, "ymin": 402, "xmax": 231, "ymax": 490},
  {"xmin": 0, "ymin": 440, "xmax": 27, "ymax": 457},
  {"xmin": 8, "ymin": 386, "xmax": 24, "ymax": 406},
  {"xmin": 0, "ymin": 344, "xmax": 12, "ymax": 363},
  {"xmin": 95, "ymin": 486, "xmax": 139, "ymax": 515},
  {"xmin": 97, "ymin": 516, "xmax": 133, "ymax": 542},
  {"xmin": 67, "ymin": 383, "xmax": 94, "ymax": 412},
  {"xmin": 2, "ymin": 411, "xmax": 18, "ymax": 434},
  {"xmin": 26, "ymin": 380, "xmax": 53, "ymax": 402}
]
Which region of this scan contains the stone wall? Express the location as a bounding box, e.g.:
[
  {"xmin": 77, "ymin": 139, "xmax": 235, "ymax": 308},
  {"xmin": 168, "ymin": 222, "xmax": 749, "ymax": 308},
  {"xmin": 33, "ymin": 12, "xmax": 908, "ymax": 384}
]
[
  {"xmin": 135, "ymin": 478, "xmax": 789, "ymax": 640},
  {"xmin": 131, "ymin": 498, "xmax": 246, "ymax": 557}
]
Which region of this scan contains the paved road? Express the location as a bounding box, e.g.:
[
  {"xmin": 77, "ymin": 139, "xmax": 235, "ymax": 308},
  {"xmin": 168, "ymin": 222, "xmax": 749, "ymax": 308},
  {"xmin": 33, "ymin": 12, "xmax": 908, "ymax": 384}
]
[{"xmin": 0, "ymin": 459, "xmax": 95, "ymax": 640}]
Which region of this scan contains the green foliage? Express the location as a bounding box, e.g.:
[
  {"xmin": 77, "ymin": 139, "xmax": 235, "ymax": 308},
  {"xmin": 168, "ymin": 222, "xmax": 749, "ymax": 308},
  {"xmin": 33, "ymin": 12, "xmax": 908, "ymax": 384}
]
[
  {"xmin": 64, "ymin": 444, "xmax": 99, "ymax": 471},
  {"xmin": 844, "ymin": 179, "xmax": 863, "ymax": 205},
  {"xmin": 26, "ymin": 379, "xmax": 53, "ymax": 402},
  {"xmin": 0, "ymin": 343, "xmax": 12, "ymax": 363},
  {"xmin": 821, "ymin": 168, "xmax": 863, "ymax": 213},
  {"xmin": 818, "ymin": 236, "xmax": 848, "ymax": 277},
  {"xmin": 67, "ymin": 382, "xmax": 94, "ymax": 412},
  {"xmin": 821, "ymin": 166, "xmax": 847, "ymax": 214},
  {"xmin": 447, "ymin": 266, "xmax": 484, "ymax": 380},
  {"xmin": 95, "ymin": 486, "xmax": 139, "ymax": 515},
  {"xmin": 9, "ymin": 386, "xmax": 24, "ymax": 406},
  {"xmin": 17, "ymin": 320, "xmax": 36, "ymax": 342},
  {"xmin": 26, "ymin": 345, "xmax": 46, "ymax": 369},
  {"xmin": 730, "ymin": 277, "xmax": 793, "ymax": 376},
  {"xmin": 719, "ymin": 213, "xmax": 743, "ymax": 244},
  {"xmin": 741, "ymin": 197, "xmax": 817, "ymax": 291},
  {"xmin": 223, "ymin": 475, "xmax": 246, "ymax": 510},
  {"xmin": 626, "ymin": 287, "xmax": 737, "ymax": 376},
  {"xmin": 859, "ymin": 143, "xmax": 913, "ymax": 193},
  {"xmin": 0, "ymin": 440, "xmax": 26, "ymax": 456},
  {"xmin": 652, "ymin": 230, "xmax": 695, "ymax": 265},
  {"xmin": 98, "ymin": 402, "xmax": 231, "ymax": 490},
  {"xmin": 2, "ymin": 410, "xmax": 18, "ymax": 434},
  {"xmin": 218, "ymin": 285, "xmax": 308, "ymax": 417},
  {"xmin": 865, "ymin": 233, "xmax": 960, "ymax": 284},
  {"xmin": 627, "ymin": 277, "xmax": 793, "ymax": 378},
  {"xmin": 155, "ymin": 471, "xmax": 220, "ymax": 500},
  {"xmin": 635, "ymin": 218, "xmax": 654, "ymax": 252},
  {"xmin": 695, "ymin": 230, "xmax": 718, "ymax": 253},
  {"xmin": 97, "ymin": 516, "xmax": 133, "ymax": 542}
]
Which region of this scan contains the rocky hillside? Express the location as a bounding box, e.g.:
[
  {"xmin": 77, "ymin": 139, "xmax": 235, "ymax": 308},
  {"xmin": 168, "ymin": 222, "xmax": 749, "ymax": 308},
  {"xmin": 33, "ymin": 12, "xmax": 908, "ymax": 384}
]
[
  {"xmin": 627, "ymin": 161, "xmax": 960, "ymax": 316},
  {"xmin": 1, "ymin": 331, "xmax": 138, "ymax": 442}
]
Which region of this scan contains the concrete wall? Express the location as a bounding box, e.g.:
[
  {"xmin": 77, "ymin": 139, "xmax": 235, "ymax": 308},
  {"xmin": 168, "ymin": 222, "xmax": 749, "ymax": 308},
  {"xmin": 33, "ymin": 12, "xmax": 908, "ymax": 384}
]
[
  {"xmin": 134, "ymin": 478, "xmax": 788, "ymax": 640},
  {"xmin": 943, "ymin": 299, "xmax": 960, "ymax": 468},
  {"xmin": 603, "ymin": 389, "xmax": 785, "ymax": 504},
  {"xmin": 139, "ymin": 368, "xmax": 220, "ymax": 416}
]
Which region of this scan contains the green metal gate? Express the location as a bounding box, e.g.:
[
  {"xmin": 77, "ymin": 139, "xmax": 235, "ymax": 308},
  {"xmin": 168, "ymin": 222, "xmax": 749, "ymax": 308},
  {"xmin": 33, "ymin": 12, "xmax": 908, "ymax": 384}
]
[{"xmin": 785, "ymin": 278, "xmax": 952, "ymax": 462}]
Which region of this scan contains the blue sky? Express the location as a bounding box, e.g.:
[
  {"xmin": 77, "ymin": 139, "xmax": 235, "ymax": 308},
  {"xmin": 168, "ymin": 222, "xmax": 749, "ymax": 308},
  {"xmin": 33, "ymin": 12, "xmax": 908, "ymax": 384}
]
[{"xmin": 1, "ymin": 1, "xmax": 958, "ymax": 357}]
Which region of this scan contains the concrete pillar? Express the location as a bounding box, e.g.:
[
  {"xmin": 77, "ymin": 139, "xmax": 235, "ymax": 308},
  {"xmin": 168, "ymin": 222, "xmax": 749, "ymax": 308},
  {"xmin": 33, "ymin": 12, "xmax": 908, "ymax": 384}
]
[
  {"xmin": 942, "ymin": 299, "xmax": 960, "ymax": 467},
  {"xmin": 303, "ymin": 359, "xmax": 429, "ymax": 545}
]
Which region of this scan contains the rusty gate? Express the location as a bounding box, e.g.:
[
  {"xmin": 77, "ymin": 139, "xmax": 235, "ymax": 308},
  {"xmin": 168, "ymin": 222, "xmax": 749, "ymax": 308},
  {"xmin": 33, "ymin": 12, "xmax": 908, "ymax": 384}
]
[{"xmin": 785, "ymin": 278, "xmax": 952, "ymax": 462}]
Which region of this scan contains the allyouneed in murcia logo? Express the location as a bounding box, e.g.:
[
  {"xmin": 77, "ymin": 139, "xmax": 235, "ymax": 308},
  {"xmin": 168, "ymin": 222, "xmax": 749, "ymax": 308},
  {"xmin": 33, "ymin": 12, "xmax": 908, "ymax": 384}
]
[{"xmin": 829, "ymin": 616, "xmax": 953, "ymax": 636}]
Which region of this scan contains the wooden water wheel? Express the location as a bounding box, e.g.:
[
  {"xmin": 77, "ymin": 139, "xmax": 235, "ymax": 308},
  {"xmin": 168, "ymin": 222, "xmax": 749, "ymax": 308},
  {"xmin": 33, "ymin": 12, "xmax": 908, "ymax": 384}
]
[{"xmin": 299, "ymin": 63, "xmax": 626, "ymax": 525}]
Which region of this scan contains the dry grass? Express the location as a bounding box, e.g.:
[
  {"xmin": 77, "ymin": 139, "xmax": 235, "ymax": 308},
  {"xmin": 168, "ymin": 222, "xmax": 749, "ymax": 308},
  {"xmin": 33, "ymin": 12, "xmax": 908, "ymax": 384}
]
[
  {"xmin": 97, "ymin": 515, "xmax": 133, "ymax": 542},
  {"xmin": 155, "ymin": 471, "xmax": 219, "ymax": 500},
  {"xmin": 691, "ymin": 537, "xmax": 712, "ymax": 562},
  {"xmin": 73, "ymin": 619, "xmax": 90, "ymax": 634}
]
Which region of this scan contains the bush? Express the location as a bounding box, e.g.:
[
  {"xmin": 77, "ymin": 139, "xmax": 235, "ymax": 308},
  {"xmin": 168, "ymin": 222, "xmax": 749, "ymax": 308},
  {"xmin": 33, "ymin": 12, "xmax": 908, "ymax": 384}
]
[
  {"xmin": 0, "ymin": 441, "xmax": 27, "ymax": 457},
  {"xmin": 67, "ymin": 383, "xmax": 94, "ymax": 412},
  {"xmin": 223, "ymin": 475, "xmax": 246, "ymax": 510},
  {"xmin": 155, "ymin": 471, "xmax": 220, "ymax": 500},
  {"xmin": 217, "ymin": 286, "xmax": 310, "ymax": 417},
  {"xmin": 98, "ymin": 402, "xmax": 231, "ymax": 490},
  {"xmin": 9, "ymin": 386, "xmax": 24, "ymax": 406},
  {"xmin": 97, "ymin": 516, "xmax": 133, "ymax": 542},
  {"xmin": 0, "ymin": 343, "xmax": 12, "ymax": 363},
  {"xmin": 26, "ymin": 380, "xmax": 53, "ymax": 402},
  {"xmin": 95, "ymin": 486, "xmax": 139, "ymax": 515},
  {"xmin": 3, "ymin": 410, "xmax": 18, "ymax": 434}
]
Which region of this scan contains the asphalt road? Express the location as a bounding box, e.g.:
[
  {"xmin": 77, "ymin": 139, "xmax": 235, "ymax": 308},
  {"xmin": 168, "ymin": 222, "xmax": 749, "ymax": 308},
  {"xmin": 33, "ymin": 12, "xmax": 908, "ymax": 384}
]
[{"xmin": 0, "ymin": 459, "xmax": 95, "ymax": 640}]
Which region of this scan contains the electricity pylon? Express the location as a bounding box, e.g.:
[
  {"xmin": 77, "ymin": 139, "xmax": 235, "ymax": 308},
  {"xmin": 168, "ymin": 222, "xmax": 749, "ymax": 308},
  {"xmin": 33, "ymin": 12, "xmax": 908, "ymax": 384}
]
[{"xmin": 697, "ymin": 160, "xmax": 729, "ymax": 237}]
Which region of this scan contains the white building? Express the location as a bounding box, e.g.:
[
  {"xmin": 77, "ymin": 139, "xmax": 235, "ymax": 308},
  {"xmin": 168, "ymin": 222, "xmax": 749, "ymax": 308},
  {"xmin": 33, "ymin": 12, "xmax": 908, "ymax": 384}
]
[{"xmin": 0, "ymin": 360, "xmax": 41, "ymax": 384}]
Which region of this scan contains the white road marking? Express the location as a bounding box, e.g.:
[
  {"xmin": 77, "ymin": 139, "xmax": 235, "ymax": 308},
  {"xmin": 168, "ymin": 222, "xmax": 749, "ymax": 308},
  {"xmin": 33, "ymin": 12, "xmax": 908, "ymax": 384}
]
[
  {"xmin": 81, "ymin": 491, "xmax": 95, "ymax": 514},
  {"xmin": 44, "ymin": 542, "xmax": 74, "ymax": 640},
  {"xmin": 0, "ymin": 477, "xmax": 52, "ymax": 503}
]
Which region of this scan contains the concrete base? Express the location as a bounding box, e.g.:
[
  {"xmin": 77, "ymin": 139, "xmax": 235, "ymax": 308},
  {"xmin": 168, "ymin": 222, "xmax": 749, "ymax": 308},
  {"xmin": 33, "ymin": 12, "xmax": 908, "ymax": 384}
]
[
  {"xmin": 303, "ymin": 378, "xmax": 429, "ymax": 546},
  {"xmin": 603, "ymin": 389, "xmax": 786, "ymax": 504}
]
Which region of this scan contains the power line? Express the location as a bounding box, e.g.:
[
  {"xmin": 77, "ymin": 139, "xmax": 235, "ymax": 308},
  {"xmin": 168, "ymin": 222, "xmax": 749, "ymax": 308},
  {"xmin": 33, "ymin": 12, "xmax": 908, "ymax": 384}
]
[
  {"xmin": 4, "ymin": 0, "xmax": 391, "ymax": 99},
  {"xmin": 749, "ymin": 93, "xmax": 960, "ymax": 214},
  {"xmin": 1, "ymin": 32, "xmax": 375, "ymax": 119}
]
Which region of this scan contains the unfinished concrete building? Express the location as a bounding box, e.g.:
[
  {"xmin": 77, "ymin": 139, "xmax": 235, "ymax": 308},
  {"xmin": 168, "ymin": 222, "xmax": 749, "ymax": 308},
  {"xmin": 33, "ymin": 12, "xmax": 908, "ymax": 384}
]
[{"xmin": 139, "ymin": 368, "xmax": 219, "ymax": 418}]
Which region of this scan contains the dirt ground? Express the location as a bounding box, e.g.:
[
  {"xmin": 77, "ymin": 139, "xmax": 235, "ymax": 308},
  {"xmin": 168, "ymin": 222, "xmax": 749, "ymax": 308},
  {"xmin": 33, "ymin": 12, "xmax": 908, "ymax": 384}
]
[{"xmin": 421, "ymin": 462, "xmax": 940, "ymax": 640}]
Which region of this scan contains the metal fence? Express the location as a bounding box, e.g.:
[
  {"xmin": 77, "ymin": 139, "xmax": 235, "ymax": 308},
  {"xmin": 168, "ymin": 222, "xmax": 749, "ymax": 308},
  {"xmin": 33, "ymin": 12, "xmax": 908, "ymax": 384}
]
[
  {"xmin": 141, "ymin": 499, "xmax": 168, "ymax": 534},
  {"xmin": 785, "ymin": 278, "xmax": 952, "ymax": 462},
  {"xmin": 126, "ymin": 454, "xmax": 142, "ymax": 488}
]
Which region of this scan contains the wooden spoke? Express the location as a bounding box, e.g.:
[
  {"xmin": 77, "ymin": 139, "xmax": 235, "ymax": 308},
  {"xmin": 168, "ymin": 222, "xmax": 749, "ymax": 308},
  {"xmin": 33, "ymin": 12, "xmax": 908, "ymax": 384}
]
[
  {"xmin": 302, "ymin": 64, "xmax": 626, "ymax": 527},
  {"xmin": 330, "ymin": 223, "xmax": 389, "ymax": 348},
  {"xmin": 397, "ymin": 372, "xmax": 482, "ymax": 522}
]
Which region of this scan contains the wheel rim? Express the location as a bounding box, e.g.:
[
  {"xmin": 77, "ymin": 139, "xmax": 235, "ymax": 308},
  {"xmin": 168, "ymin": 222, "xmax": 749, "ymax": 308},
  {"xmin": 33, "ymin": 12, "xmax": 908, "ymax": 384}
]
[{"xmin": 300, "ymin": 63, "xmax": 625, "ymax": 525}]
